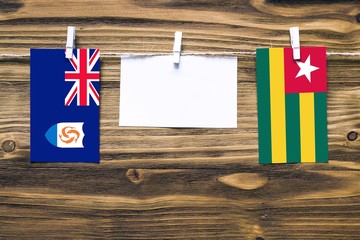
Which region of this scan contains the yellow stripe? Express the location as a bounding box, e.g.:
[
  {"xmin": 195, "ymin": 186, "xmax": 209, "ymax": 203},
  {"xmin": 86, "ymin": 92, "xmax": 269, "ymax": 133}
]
[
  {"xmin": 269, "ymin": 48, "xmax": 287, "ymax": 164},
  {"xmin": 299, "ymin": 93, "xmax": 316, "ymax": 162}
]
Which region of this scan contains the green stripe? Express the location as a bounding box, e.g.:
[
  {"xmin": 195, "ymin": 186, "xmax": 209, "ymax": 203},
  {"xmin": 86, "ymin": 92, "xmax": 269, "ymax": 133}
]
[
  {"xmin": 285, "ymin": 94, "xmax": 301, "ymax": 163},
  {"xmin": 314, "ymin": 92, "xmax": 328, "ymax": 163},
  {"xmin": 256, "ymin": 49, "xmax": 272, "ymax": 164}
]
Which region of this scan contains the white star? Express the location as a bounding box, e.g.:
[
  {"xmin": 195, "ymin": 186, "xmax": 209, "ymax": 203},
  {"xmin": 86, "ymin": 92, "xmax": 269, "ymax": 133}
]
[{"xmin": 295, "ymin": 55, "xmax": 319, "ymax": 83}]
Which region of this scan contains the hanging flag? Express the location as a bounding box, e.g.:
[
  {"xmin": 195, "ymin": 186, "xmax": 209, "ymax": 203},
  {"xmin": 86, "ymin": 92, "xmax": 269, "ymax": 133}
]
[
  {"xmin": 30, "ymin": 49, "xmax": 100, "ymax": 163},
  {"xmin": 256, "ymin": 47, "xmax": 328, "ymax": 164}
]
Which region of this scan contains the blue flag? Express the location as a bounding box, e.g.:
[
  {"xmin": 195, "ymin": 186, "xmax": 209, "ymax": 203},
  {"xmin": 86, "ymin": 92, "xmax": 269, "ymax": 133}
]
[{"xmin": 30, "ymin": 49, "xmax": 100, "ymax": 163}]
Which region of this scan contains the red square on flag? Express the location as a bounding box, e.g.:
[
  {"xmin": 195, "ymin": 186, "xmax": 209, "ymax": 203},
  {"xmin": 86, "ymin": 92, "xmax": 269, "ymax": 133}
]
[{"xmin": 284, "ymin": 47, "xmax": 327, "ymax": 93}]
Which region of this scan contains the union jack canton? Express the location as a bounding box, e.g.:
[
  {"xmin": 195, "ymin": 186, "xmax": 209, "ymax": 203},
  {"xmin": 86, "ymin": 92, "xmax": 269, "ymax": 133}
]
[{"xmin": 65, "ymin": 49, "xmax": 100, "ymax": 106}]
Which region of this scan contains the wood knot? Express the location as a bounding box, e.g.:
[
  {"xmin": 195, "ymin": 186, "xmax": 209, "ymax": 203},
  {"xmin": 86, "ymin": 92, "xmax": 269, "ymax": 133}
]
[
  {"xmin": 2, "ymin": 140, "xmax": 16, "ymax": 153},
  {"xmin": 218, "ymin": 173, "xmax": 268, "ymax": 190},
  {"xmin": 125, "ymin": 169, "xmax": 144, "ymax": 185},
  {"xmin": 356, "ymin": 13, "xmax": 360, "ymax": 23},
  {"xmin": 347, "ymin": 131, "xmax": 358, "ymax": 141},
  {"xmin": 256, "ymin": 237, "xmax": 265, "ymax": 240}
]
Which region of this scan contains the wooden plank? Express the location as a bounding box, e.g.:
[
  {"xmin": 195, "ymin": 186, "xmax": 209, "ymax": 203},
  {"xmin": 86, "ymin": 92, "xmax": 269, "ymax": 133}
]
[
  {"xmin": 0, "ymin": 1, "xmax": 358, "ymax": 54},
  {"xmin": 0, "ymin": 0, "xmax": 359, "ymax": 239},
  {"xmin": 0, "ymin": 165, "xmax": 359, "ymax": 239}
]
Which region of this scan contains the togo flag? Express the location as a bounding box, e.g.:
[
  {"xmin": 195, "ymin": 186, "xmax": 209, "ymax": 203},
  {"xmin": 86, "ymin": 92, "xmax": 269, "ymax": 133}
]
[
  {"xmin": 256, "ymin": 47, "xmax": 328, "ymax": 164},
  {"xmin": 30, "ymin": 49, "xmax": 100, "ymax": 163}
]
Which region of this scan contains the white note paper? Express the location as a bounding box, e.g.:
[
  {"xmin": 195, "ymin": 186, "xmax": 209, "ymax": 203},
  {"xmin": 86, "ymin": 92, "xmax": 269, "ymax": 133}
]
[{"xmin": 119, "ymin": 55, "xmax": 237, "ymax": 128}]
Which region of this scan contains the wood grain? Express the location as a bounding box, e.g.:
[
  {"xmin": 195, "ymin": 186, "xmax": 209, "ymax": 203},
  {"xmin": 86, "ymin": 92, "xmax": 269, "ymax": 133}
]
[{"xmin": 0, "ymin": 0, "xmax": 359, "ymax": 239}]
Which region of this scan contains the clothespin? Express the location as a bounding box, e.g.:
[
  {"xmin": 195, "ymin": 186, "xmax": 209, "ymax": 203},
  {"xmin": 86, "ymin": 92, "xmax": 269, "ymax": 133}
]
[
  {"xmin": 290, "ymin": 27, "xmax": 300, "ymax": 60},
  {"xmin": 173, "ymin": 31, "xmax": 182, "ymax": 64},
  {"xmin": 65, "ymin": 26, "xmax": 76, "ymax": 59}
]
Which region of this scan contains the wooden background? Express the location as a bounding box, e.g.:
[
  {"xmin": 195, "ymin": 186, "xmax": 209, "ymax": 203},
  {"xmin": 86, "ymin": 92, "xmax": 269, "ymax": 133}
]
[{"xmin": 0, "ymin": 0, "xmax": 359, "ymax": 239}]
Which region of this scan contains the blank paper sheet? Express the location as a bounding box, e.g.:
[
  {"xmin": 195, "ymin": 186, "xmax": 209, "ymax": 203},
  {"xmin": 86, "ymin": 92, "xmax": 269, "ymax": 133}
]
[{"xmin": 119, "ymin": 55, "xmax": 237, "ymax": 128}]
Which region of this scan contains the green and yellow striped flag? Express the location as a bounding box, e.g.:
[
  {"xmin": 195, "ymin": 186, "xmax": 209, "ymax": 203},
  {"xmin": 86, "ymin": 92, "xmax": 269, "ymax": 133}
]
[{"xmin": 256, "ymin": 47, "xmax": 328, "ymax": 164}]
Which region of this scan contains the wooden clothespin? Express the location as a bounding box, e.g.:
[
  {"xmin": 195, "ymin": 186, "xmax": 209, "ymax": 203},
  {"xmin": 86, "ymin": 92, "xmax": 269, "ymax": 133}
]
[
  {"xmin": 65, "ymin": 26, "xmax": 76, "ymax": 59},
  {"xmin": 290, "ymin": 27, "xmax": 300, "ymax": 60},
  {"xmin": 173, "ymin": 31, "xmax": 182, "ymax": 64}
]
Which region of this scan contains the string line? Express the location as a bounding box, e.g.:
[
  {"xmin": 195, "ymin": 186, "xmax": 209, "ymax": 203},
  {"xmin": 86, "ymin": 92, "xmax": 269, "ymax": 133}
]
[{"xmin": 0, "ymin": 51, "xmax": 359, "ymax": 58}]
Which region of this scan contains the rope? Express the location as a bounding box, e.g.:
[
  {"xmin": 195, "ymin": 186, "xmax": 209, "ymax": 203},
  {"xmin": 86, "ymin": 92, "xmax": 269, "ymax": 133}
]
[{"xmin": 0, "ymin": 51, "xmax": 359, "ymax": 58}]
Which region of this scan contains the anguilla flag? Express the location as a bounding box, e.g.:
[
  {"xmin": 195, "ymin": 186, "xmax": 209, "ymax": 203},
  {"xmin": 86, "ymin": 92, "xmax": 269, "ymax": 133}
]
[
  {"xmin": 30, "ymin": 49, "xmax": 100, "ymax": 163},
  {"xmin": 256, "ymin": 47, "xmax": 328, "ymax": 164}
]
